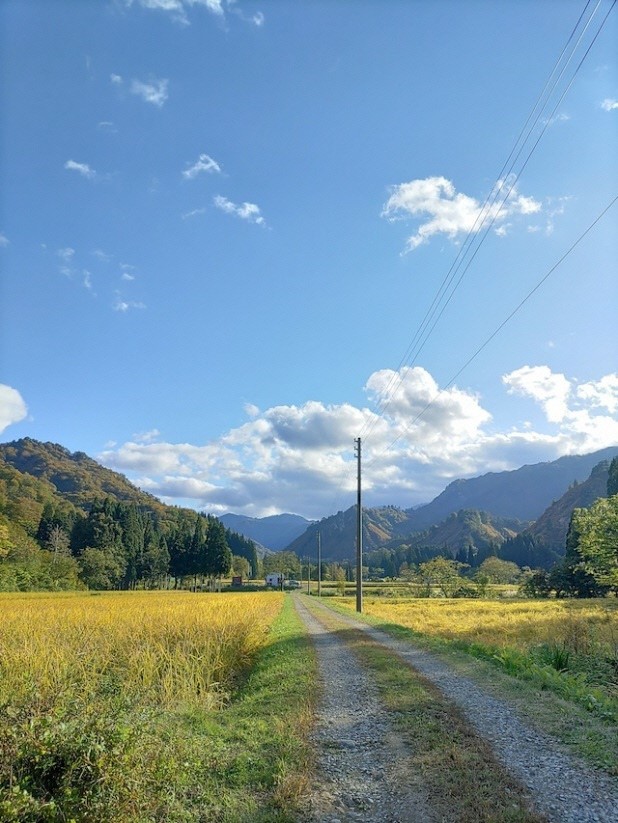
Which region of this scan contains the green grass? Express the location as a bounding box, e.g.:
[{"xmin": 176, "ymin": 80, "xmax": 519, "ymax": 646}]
[{"xmin": 0, "ymin": 595, "xmax": 318, "ymax": 822}]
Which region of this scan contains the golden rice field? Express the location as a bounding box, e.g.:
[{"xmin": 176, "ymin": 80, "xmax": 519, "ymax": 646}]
[
  {"xmin": 342, "ymin": 596, "xmax": 618, "ymax": 656},
  {"xmin": 0, "ymin": 591, "xmax": 290, "ymax": 822},
  {"xmin": 0, "ymin": 590, "xmax": 284, "ymax": 712}
]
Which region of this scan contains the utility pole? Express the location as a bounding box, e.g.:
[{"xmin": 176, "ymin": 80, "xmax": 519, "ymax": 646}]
[
  {"xmin": 354, "ymin": 437, "xmax": 363, "ymax": 614},
  {"xmin": 317, "ymin": 530, "xmax": 322, "ymax": 597}
]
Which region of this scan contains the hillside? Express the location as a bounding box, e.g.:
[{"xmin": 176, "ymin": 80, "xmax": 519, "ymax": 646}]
[
  {"xmin": 404, "ymin": 509, "xmax": 523, "ymax": 554},
  {"xmin": 498, "ymin": 460, "xmax": 613, "ymax": 570},
  {"xmin": 219, "ymin": 512, "xmax": 312, "ymax": 551},
  {"xmin": 0, "ymin": 438, "xmax": 164, "ymax": 512},
  {"xmin": 400, "ymin": 446, "xmax": 618, "ymax": 530},
  {"xmin": 286, "ymin": 506, "xmax": 411, "ymax": 563},
  {"xmin": 0, "ymin": 438, "xmax": 260, "ymax": 589}
]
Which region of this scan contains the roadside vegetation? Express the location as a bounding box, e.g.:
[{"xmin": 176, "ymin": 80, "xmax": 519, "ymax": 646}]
[{"xmin": 0, "ymin": 591, "xmax": 316, "ymax": 822}]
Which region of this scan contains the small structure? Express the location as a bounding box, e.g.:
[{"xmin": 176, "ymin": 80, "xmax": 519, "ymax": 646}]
[
  {"xmin": 231, "ymin": 576, "xmax": 243, "ymax": 587},
  {"xmin": 265, "ymin": 572, "xmax": 284, "ymax": 588}
]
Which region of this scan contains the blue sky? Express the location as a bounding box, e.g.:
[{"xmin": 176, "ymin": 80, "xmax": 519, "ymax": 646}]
[{"xmin": 1, "ymin": 0, "xmax": 617, "ymax": 520}]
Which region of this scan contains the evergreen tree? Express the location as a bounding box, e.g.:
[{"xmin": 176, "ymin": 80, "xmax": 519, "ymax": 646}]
[
  {"xmin": 608, "ymin": 457, "xmax": 618, "ymax": 497},
  {"xmin": 205, "ymin": 516, "xmax": 232, "ymax": 579}
]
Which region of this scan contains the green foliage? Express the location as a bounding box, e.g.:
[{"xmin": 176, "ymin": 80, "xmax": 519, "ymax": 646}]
[
  {"xmin": 572, "ymin": 497, "xmax": 618, "ymax": 589},
  {"xmin": 607, "ymin": 457, "xmax": 618, "ymax": 497},
  {"xmin": 419, "ymin": 556, "xmax": 467, "ymax": 597},
  {"xmin": 477, "ymin": 556, "xmax": 521, "ymax": 584}
]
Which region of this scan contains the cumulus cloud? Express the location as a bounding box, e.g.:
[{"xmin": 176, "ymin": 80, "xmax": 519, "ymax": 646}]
[
  {"xmin": 182, "ymin": 154, "xmax": 221, "ymax": 179},
  {"xmin": 97, "ymin": 364, "xmax": 618, "ymax": 519},
  {"xmin": 0, "ymin": 385, "xmax": 27, "ymax": 433},
  {"xmin": 0, "ymin": 233, "xmax": 9, "ymax": 247},
  {"xmin": 382, "ymin": 176, "xmax": 542, "ymax": 252},
  {"xmin": 213, "ymin": 195, "xmax": 265, "ymax": 225},
  {"xmin": 130, "ymin": 78, "xmax": 169, "ymax": 107},
  {"xmin": 503, "ymin": 365, "xmax": 571, "ymax": 423},
  {"xmin": 64, "ymin": 160, "xmax": 96, "ymax": 179},
  {"xmin": 601, "ymin": 98, "xmax": 618, "ymax": 111}
]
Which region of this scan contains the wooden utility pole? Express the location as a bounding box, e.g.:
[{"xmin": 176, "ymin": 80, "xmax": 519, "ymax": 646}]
[
  {"xmin": 355, "ymin": 437, "xmax": 363, "ymax": 613},
  {"xmin": 317, "ymin": 530, "xmax": 322, "ymax": 597}
]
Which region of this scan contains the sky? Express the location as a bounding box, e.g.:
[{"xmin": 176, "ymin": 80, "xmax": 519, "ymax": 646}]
[{"xmin": 1, "ymin": 0, "xmax": 617, "ymax": 521}]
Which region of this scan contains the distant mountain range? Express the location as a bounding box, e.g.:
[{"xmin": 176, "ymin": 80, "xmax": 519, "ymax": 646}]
[
  {"xmin": 2, "ymin": 438, "xmax": 616, "ymax": 571},
  {"xmin": 219, "ymin": 513, "xmax": 313, "ymax": 552},
  {"xmin": 283, "ymin": 446, "xmax": 618, "ymax": 563}
]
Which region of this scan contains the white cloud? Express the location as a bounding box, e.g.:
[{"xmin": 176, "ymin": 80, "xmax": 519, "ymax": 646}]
[
  {"xmin": 114, "ymin": 298, "xmax": 146, "ymax": 312},
  {"xmin": 110, "ymin": 73, "xmax": 123, "ymax": 85},
  {"xmin": 130, "ymin": 78, "xmax": 169, "ymax": 107},
  {"xmin": 64, "ymin": 160, "xmax": 96, "ymax": 179},
  {"xmin": 503, "ymin": 365, "xmax": 571, "ymax": 423},
  {"xmin": 182, "ymin": 154, "xmax": 221, "ymax": 180},
  {"xmin": 133, "ymin": 428, "xmax": 161, "ymax": 443},
  {"xmin": 213, "ymin": 195, "xmax": 265, "ymax": 225},
  {"xmin": 125, "ymin": 0, "xmax": 262, "ymax": 27},
  {"xmin": 601, "ymin": 98, "xmax": 618, "ymax": 111},
  {"xmin": 98, "ymin": 364, "xmax": 618, "ymax": 519},
  {"xmin": 0, "ymin": 233, "xmax": 8, "ymax": 247},
  {"xmin": 382, "ymin": 176, "xmax": 542, "ymax": 253},
  {"xmin": 181, "ymin": 207, "xmax": 207, "ymax": 220},
  {"xmin": 577, "ymin": 374, "xmax": 618, "ymax": 414},
  {"xmin": 541, "ymin": 112, "xmax": 570, "ymax": 126},
  {"xmin": 0, "ymin": 385, "xmax": 27, "ymax": 434}
]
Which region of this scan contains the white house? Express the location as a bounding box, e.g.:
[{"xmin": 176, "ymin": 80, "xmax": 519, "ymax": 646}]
[{"xmin": 265, "ymin": 572, "xmax": 284, "ymax": 587}]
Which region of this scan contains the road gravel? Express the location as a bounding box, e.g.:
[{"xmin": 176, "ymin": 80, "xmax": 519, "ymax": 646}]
[{"xmin": 295, "ymin": 594, "xmax": 618, "ymax": 823}]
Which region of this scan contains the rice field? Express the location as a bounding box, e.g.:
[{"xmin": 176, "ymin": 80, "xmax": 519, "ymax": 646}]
[
  {"xmin": 0, "ymin": 591, "xmax": 281, "ymax": 712},
  {"xmin": 0, "ymin": 591, "xmax": 291, "ymax": 822},
  {"xmin": 343, "ymin": 597, "xmax": 618, "ymax": 655}
]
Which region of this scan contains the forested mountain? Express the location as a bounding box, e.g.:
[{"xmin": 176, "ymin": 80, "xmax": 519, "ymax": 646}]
[
  {"xmin": 0, "ymin": 439, "xmax": 258, "ymax": 590},
  {"xmin": 0, "ymin": 438, "xmax": 165, "ymax": 510},
  {"xmin": 219, "ymin": 512, "xmax": 312, "ymax": 551},
  {"xmin": 400, "ymin": 447, "xmax": 618, "ymax": 530},
  {"xmin": 286, "ymin": 506, "xmax": 411, "ymax": 562},
  {"xmin": 500, "ymin": 460, "xmax": 612, "ymax": 570}
]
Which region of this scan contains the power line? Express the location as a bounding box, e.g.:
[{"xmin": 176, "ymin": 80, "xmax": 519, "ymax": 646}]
[
  {"xmin": 367, "ymin": 193, "xmax": 618, "ymax": 465},
  {"xmin": 359, "ymin": 0, "xmax": 614, "ymax": 447}
]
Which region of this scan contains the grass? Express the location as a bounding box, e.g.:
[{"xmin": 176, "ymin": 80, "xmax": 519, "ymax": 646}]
[
  {"xmin": 0, "ymin": 591, "xmax": 317, "ymax": 822},
  {"xmin": 324, "ymin": 594, "xmax": 618, "ymax": 773},
  {"xmin": 304, "ymin": 599, "xmax": 544, "ymax": 823}
]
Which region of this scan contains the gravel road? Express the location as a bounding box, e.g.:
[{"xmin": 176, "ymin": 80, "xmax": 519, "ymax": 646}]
[
  {"xmin": 295, "ymin": 594, "xmax": 618, "ymax": 823},
  {"xmin": 294, "ymin": 595, "xmax": 436, "ymax": 822}
]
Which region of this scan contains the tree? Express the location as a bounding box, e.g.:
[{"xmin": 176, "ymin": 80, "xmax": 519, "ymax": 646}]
[
  {"xmin": 419, "ymin": 556, "xmax": 467, "ymax": 598},
  {"xmin": 477, "ymin": 557, "xmax": 521, "ymax": 584},
  {"xmin": 205, "ymin": 516, "xmax": 232, "ymax": 580},
  {"xmin": 608, "ymin": 457, "xmax": 618, "ymax": 497},
  {"xmin": 232, "ymin": 555, "xmax": 251, "ymax": 578},
  {"xmin": 572, "ymin": 497, "xmax": 618, "ymax": 589}
]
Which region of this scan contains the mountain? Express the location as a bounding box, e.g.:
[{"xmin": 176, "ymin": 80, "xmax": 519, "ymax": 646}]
[
  {"xmin": 284, "ymin": 447, "xmax": 618, "ymax": 563},
  {"xmin": 401, "ymin": 509, "xmax": 522, "ymax": 554},
  {"xmin": 0, "ymin": 438, "xmax": 261, "ymax": 589},
  {"xmin": 499, "ymin": 460, "xmax": 613, "ymax": 569},
  {"xmin": 219, "ymin": 512, "xmax": 313, "ymax": 551},
  {"xmin": 399, "ymin": 447, "xmax": 618, "ymax": 531},
  {"xmin": 286, "ymin": 506, "xmax": 410, "ymax": 563},
  {"xmin": 0, "ymin": 438, "xmax": 165, "ymax": 512}
]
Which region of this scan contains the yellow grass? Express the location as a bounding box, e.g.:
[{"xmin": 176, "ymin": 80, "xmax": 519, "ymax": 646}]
[
  {"xmin": 0, "ymin": 591, "xmax": 284, "ymax": 711},
  {"xmin": 337, "ymin": 596, "xmax": 618, "ymax": 657}
]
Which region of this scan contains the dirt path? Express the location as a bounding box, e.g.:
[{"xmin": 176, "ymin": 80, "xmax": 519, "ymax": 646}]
[
  {"xmin": 294, "ymin": 595, "xmax": 435, "ymax": 822},
  {"xmin": 295, "ymin": 594, "xmax": 618, "ymax": 823}
]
